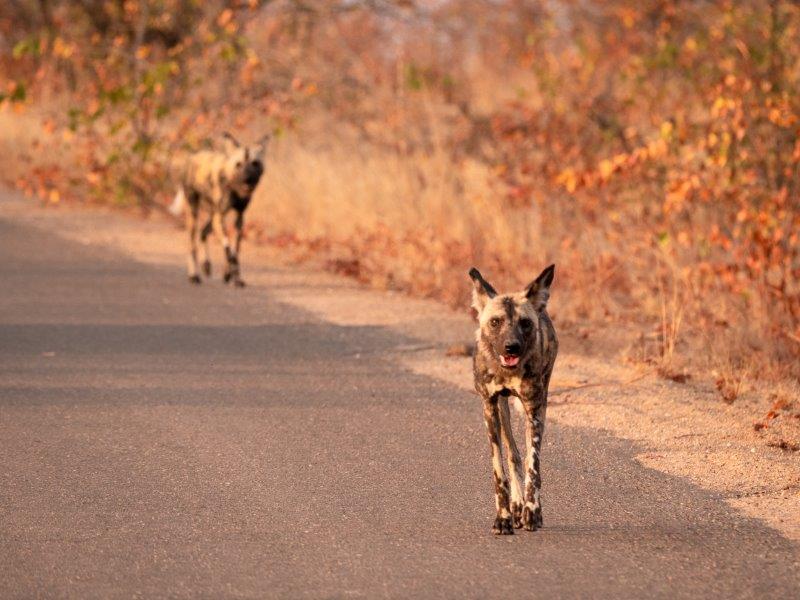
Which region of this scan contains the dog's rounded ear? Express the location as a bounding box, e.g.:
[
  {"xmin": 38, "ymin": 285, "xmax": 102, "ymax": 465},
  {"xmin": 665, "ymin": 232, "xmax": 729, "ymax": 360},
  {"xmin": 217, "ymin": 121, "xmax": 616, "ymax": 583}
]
[
  {"xmin": 222, "ymin": 131, "xmax": 241, "ymax": 154},
  {"xmin": 254, "ymin": 133, "xmax": 271, "ymax": 156},
  {"xmin": 469, "ymin": 267, "xmax": 497, "ymax": 314},
  {"xmin": 525, "ymin": 264, "xmax": 555, "ymax": 312}
]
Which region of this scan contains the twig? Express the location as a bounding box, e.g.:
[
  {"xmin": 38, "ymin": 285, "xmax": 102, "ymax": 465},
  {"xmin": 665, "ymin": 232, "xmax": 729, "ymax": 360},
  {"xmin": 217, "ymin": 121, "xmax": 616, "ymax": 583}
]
[{"xmin": 783, "ymin": 330, "xmax": 800, "ymax": 345}]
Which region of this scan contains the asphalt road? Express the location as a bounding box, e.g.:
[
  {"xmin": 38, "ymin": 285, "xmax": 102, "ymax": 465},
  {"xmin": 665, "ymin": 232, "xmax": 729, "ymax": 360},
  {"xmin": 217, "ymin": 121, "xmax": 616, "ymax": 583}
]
[{"xmin": 1, "ymin": 212, "xmax": 798, "ymax": 599}]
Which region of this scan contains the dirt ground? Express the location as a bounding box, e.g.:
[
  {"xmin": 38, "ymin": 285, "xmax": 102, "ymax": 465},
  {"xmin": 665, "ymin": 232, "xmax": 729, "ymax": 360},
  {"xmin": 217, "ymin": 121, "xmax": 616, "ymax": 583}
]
[{"xmin": 3, "ymin": 193, "xmax": 798, "ymax": 546}]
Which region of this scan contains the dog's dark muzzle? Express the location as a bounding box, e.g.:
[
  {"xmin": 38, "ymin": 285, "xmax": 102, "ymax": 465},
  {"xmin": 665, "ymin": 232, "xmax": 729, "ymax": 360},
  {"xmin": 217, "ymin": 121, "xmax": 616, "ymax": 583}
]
[
  {"xmin": 245, "ymin": 161, "xmax": 263, "ymax": 187},
  {"xmin": 499, "ymin": 341, "xmax": 522, "ymax": 368}
]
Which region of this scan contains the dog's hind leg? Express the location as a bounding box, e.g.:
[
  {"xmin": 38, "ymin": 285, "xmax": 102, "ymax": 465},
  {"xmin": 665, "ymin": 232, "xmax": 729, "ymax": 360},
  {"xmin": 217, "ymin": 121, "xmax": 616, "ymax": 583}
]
[
  {"xmin": 484, "ymin": 398, "xmax": 513, "ymax": 535},
  {"xmin": 185, "ymin": 197, "xmax": 201, "ymax": 284},
  {"xmin": 521, "ymin": 390, "xmax": 547, "ymax": 531},
  {"xmin": 199, "ymin": 218, "xmax": 213, "ymax": 277},
  {"xmin": 498, "ymin": 394, "xmax": 525, "ymax": 528}
]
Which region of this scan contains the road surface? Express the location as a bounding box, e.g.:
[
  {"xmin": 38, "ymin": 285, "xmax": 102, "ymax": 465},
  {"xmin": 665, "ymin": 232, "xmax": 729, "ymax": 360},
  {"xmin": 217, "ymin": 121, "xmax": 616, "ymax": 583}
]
[{"xmin": 0, "ymin": 203, "xmax": 798, "ymax": 598}]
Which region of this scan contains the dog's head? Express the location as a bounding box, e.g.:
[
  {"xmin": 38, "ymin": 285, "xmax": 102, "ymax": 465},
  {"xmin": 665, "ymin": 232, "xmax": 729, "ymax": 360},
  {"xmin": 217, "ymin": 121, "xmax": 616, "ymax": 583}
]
[
  {"xmin": 221, "ymin": 132, "xmax": 269, "ymax": 196},
  {"xmin": 469, "ymin": 265, "xmax": 555, "ymax": 370}
]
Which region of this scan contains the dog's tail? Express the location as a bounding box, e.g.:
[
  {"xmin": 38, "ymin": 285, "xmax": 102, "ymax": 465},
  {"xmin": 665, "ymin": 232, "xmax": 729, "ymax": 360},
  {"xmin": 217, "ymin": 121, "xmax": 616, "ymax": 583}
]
[{"xmin": 168, "ymin": 187, "xmax": 186, "ymax": 217}]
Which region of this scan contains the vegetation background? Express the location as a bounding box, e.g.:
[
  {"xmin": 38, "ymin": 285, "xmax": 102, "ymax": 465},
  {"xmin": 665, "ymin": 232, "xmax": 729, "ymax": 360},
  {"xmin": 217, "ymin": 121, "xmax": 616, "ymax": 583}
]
[{"xmin": 1, "ymin": 0, "xmax": 798, "ymax": 419}]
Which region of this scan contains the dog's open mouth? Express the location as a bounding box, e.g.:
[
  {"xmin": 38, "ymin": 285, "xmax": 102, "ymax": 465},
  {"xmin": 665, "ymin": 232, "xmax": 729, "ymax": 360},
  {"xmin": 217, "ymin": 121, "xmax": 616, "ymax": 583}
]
[{"xmin": 499, "ymin": 354, "xmax": 520, "ymax": 368}]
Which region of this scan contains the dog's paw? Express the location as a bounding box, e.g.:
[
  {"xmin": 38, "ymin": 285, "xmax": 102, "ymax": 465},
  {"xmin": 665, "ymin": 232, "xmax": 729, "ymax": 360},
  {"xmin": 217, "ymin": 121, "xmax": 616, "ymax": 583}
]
[
  {"xmin": 511, "ymin": 502, "xmax": 523, "ymax": 529},
  {"xmin": 233, "ymin": 279, "xmax": 246, "ymax": 288},
  {"xmin": 521, "ymin": 504, "xmax": 542, "ymax": 532},
  {"xmin": 223, "ymin": 271, "xmax": 232, "ymax": 283},
  {"xmin": 202, "ymin": 260, "xmax": 211, "ymax": 277},
  {"xmin": 492, "ymin": 515, "xmax": 514, "ymax": 535},
  {"xmin": 188, "ymin": 275, "xmax": 202, "ymax": 285}
]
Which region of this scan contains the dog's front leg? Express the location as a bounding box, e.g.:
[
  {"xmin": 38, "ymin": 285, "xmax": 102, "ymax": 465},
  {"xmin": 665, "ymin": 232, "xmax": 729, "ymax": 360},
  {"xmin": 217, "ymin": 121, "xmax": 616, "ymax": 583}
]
[
  {"xmin": 234, "ymin": 210, "xmax": 244, "ymax": 255},
  {"xmin": 498, "ymin": 395, "xmax": 524, "ymax": 528},
  {"xmin": 199, "ymin": 218, "xmax": 213, "ymax": 277},
  {"xmin": 232, "ymin": 210, "xmax": 246, "ymax": 286},
  {"xmin": 185, "ymin": 200, "xmax": 201, "ymax": 284},
  {"xmin": 521, "ymin": 388, "xmax": 547, "ymax": 531},
  {"xmin": 483, "ymin": 397, "xmax": 514, "ymax": 535},
  {"xmin": 210, "ymin": 209, "xmax": 242, "ymax": 287}
]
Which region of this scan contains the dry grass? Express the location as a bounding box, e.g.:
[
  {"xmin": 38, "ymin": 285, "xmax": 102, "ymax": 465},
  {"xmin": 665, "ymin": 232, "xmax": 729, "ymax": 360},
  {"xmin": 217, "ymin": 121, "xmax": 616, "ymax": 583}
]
[
  {"xmin": 3, "ymin": 0, "xmax": 798, "ymax": 403},
  {"xmin": 230, "ymin": 120, "xmax": 796, "ymax": 399},
  {"xmin": 248, "ymin": 129, "xmax": 550, "ymax": 303},
  {"xmin": 4, "ymin": 99, "xmax": 796, "ymax": 400}
]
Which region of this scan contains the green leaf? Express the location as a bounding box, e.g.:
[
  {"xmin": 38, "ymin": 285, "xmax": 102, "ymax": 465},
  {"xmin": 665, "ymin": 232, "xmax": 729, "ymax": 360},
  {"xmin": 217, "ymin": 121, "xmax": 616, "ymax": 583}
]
[
  {"xmin": 132, "ymin": 137, "xmax": 153, "ymax": 159},
  {"xmin": 9, "ymin": 82, "xmax": 26, "ymax": 102},
  {"xmin": 220, "ymin": 44, "xmax": 238, "ymax": 62},
  {"xmin": 404, "ymin": 63, "xmax": 423, "ymax": 91},
  {"xmin": 87, "ymin": 104, "xmax": 105, "ymax": 121},
  {"xmin": 12, "ymin": 38, "xmax": 40, "ymax": 59},
  {"xmin": 109, "ymin": 120, "xmax": 126, "ymax": 135},
  {"xmin": 102, "ymin": 85, "xmax": 133, "ymax": 105}
]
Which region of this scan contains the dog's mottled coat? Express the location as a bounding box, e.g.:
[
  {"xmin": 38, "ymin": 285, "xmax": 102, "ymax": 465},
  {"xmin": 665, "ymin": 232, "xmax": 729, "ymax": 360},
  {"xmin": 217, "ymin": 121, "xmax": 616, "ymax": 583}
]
[
  {"xmin": 469, "ymin": 265, "xmax": 558, "ymax": 534},
  {"xmin": 171, "ymin": 132, "xmax": 268, "ymax": 286}
]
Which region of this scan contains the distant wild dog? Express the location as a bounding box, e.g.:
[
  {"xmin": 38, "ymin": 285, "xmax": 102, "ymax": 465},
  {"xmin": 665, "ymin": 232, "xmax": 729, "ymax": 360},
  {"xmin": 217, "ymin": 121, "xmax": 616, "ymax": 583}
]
[
  {"xmin": 469, "ymin": 265, "xmax": 558, "ymax": 534},
  {"xmin": 170, "ymin": 132, "xmax": 268, "ymax": 287}
]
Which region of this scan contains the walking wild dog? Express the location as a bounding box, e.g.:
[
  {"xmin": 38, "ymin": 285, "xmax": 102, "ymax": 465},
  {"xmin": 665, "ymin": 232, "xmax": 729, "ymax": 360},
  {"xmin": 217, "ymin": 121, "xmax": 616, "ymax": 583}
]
[
  {"xmin": 170, "ymin": 132, "xmax": 268, "ymax": 287},
  {"xmin": 469, "ymin": 265, "xmax": 558, "ymax": 534}
]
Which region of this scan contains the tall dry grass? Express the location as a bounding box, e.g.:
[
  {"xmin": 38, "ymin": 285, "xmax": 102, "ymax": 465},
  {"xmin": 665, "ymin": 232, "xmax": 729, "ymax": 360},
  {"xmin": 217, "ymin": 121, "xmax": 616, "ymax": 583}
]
[
  {"xmin": 2, "ymin": 0, "xmax": 799, "ymax": 390},
  {"xmin": 244, "ymin": 115, "xmax": 798, "ymax": 386},
  {"xmin": 249, "ymin": 129, "xmax": 556, "ymax": 301}
]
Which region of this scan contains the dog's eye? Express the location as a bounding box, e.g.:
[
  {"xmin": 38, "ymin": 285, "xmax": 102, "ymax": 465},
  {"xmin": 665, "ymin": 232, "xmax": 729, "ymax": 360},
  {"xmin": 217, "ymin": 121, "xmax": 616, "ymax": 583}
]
[
  {"xmin": 519, "ymin": 318, "xmax": 533, "ymax": 330},
  {"xmin": 489, "ymin": 317, "xmax": 502, "ymax": 328},
  {"xmin": 236, "ymin": 161, "xmax": 243, "ymax": 168}
]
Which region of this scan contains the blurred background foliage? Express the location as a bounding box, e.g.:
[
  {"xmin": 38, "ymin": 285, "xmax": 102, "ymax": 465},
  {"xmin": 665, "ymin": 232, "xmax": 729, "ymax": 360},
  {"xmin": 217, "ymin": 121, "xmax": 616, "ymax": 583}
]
[{"xmin": 1, "ymin": 0, "xmax": 799, "ymax": 388}]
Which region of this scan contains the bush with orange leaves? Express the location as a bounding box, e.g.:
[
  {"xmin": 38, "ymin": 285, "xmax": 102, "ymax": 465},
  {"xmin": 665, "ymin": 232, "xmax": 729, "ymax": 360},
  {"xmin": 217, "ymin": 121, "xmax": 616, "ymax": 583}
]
[{"xmin": 1, "ymin": 0, "xmax": 799, "ymax": 385}]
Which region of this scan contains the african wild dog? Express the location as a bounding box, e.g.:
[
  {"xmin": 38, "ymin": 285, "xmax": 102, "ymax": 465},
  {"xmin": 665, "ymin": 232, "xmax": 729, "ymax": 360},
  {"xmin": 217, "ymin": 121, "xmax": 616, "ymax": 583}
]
[
  {"xmin": 170, "ymin": 132, "xmax": 268, "ymax": 287},
  {"xmin": 469, "ymin": 265, "xmax": 557, "ymax": 534}
]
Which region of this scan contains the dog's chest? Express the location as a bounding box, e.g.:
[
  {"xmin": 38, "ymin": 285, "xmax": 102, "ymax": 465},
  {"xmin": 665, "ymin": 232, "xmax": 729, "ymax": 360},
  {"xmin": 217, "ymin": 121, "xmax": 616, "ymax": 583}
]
[
  {"xmin": 485, "ymin": 375, "xmax": 523, "ymax": 398},
  {"xmin": 230, "ymin": 191, "xmax": 251, "ymax": 213}
]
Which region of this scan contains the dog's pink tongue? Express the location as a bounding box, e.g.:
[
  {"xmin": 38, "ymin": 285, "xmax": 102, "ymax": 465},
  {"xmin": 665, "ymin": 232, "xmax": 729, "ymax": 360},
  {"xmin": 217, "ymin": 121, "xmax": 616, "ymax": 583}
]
[{"xmin": 501, "ymin": 355, "xmax": 520, "ymax": 367}]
